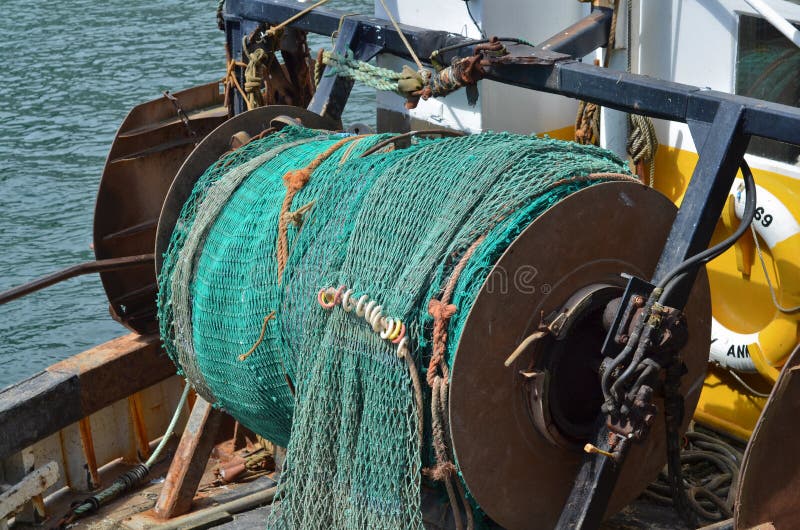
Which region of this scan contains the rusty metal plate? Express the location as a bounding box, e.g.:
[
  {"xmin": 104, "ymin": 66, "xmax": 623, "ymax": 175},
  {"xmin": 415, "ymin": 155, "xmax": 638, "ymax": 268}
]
[
  {"xmin": 154, "ymin": 105, "xmax": 339, "ymax": 273},
  {"xmin": 735, "ymin": 344, "xmax": 800, "ymax": 530},
  {"xmin": 94, "ymin": 82, "xmax": 227, "ymax": 333},
  {"xmin": 449, "ymin": 181, "xmax": 711, "ymax": 529}
]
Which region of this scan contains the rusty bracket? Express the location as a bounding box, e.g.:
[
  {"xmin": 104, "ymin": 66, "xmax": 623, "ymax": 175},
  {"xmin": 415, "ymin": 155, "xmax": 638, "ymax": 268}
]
[{"xmin": 154, "ymin": 397, "xmax": 225, "ymax": 520}]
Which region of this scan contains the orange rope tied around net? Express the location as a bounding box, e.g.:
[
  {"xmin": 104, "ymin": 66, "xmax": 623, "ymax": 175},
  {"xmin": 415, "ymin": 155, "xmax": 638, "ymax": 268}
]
[
  {"xmin": 427, "ymin": 235, "xmax": 486, "ymax": 384},
  {"xmin": 276, "ymin": 135, "xmax": 367, "ymax": 281},
  {"xmin": 425, "ymin": 235, "xmax": 485, "ymax": 530},
  {"xmin": 426, "ymin": 299, "xmax": 457, "ymax": 387}
]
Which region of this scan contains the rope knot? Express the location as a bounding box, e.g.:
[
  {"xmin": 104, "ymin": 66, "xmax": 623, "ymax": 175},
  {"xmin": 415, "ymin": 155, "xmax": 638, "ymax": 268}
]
[
  {"xmin": 428, "ymin": 299, "xmax": 457, "ymax": 321},
  {"xmin": 423, "ymin": 462, "xmax": 457, "ymax": 482},
  {"xmin": 283, "ymin": 200, "xmax": 315, "ymax": 227},
  {"xmin": 283, "ymin": 168, "xmax": 312, "ymax": 192}
]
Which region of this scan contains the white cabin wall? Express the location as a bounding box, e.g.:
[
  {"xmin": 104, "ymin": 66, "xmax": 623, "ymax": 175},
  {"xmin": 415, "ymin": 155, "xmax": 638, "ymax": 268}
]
[
  {"xmin": 481, "ymin": 1, "xmax": 588, "ymax": 134},
  {"xmin": 639, "ymin": 0, "xmax": 800, "ymax": 177}
]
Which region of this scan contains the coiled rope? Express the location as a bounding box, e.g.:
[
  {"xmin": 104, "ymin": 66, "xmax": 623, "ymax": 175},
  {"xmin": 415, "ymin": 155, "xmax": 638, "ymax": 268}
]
[{"xmin": 644, "ymin": 427, "xmax": 743, "ymax": 523}]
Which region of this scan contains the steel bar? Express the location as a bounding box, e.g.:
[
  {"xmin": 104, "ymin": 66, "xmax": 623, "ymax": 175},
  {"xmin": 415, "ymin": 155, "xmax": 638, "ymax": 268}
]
[
  {"xmin": 224, "ymin": 0, "xmax": 472, "ymax": 63},
  {"xmin": 538, "ymin": 7, "xmax": 613, "ymax": 57},
  {"xmin": 652, "ymin": 102, "xmax": 749, "ymax": 307},
  {"xmin": 555, "ymin": 426, "xmax": 629, "ymax": 529},
  {"xmin": 0, "ymin": 254, "xmax": 154, "ymax": 306}
]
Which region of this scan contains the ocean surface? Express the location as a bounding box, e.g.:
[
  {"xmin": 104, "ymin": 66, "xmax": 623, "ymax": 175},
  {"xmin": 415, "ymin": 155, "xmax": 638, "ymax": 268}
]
[{"xmin": 0, "ymin": 0, "xmax": 374, "ymax": 388}]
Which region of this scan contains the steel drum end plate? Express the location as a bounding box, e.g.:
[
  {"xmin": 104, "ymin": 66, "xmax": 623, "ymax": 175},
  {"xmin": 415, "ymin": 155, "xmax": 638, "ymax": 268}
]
[
  {"xmin": 449, "ymin": 181, "xmax": 711, "ymax": 530},
  {"xmin": 155, "ymin": 105, "xmax": 338, "ymax": 272}
]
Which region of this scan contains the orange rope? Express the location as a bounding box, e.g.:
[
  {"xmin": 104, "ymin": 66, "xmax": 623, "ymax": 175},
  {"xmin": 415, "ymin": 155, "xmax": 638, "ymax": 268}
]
[{"xmin": 276, "ymin": 135, "xmax": 367, "ymax": 281}]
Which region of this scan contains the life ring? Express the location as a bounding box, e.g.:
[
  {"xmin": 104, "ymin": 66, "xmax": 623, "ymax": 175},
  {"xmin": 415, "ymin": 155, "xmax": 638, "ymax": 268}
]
[{"xmin": 709, "ymin": 180, "xmax": 800, "ymax": 382}]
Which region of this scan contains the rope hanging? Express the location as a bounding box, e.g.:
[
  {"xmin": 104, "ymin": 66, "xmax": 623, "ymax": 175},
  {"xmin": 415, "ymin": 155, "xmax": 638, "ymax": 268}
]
[{"xmin": 627, "ymin": 112, "xmax": 659, "ymax": 186}]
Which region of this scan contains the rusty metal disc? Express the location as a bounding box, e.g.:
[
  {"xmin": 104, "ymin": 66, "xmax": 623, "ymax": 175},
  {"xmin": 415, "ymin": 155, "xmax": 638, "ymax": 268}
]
[
  {"xmin": 449, "ymin": 181, "xmax": 711, "ymax": 529},
  {"xmin": 94, "ymin": 82, "xmax": 228, "ymax": 333},
  {"xmin": 735, "ymin": 344, "xmax": 800, "ymax": 530},
  {"xmin": 154, "ymin": 105, "xmax": 339, "ymax": 273}
]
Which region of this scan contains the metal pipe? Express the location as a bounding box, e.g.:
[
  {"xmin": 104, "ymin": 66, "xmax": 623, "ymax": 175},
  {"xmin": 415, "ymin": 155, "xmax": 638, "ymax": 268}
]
[
  {"xmin": 744, "ymin": 0, "xmax": 800, "ymax": 49},
  {"xmin": 0, "ymin": 254, "xmax": 154, "ymax": 306}
]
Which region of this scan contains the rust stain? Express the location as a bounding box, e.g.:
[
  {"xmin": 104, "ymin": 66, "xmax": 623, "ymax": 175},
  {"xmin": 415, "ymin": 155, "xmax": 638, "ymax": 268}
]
[
  {"xmin": 78, "ymin": 417, "xmax": 100, "ymax": 489},
  {"xmin": 31, "ymin": 494, "xmax": 46, "ymax": 520},
  {"xmin": 48, "ymin": 333, "xmax": 155, "ymax": 375},
  {"xmin": 129, "ymin": 392, "xmax": 151, "ymax": 461},
  {"xmin": 57, "ymin": 429, "xmax": 74, "ymax": 488}
]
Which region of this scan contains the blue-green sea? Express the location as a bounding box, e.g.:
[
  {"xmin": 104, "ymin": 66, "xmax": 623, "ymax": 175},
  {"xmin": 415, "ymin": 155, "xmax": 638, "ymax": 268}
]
[{"xmin": 0, "ymin": 0, "xmax": 374, "ymax": 388}]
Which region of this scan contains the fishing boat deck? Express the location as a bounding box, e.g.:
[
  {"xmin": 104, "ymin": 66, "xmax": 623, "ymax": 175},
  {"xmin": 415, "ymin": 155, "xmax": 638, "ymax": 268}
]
[{"xmin": 21, "ymin": 447, "xmax": 689, "ymax": 530}]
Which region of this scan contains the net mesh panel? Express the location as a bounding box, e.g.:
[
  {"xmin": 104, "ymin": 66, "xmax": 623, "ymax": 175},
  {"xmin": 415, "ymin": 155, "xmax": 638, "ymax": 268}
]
[{"xmin": 157, "ymin": 126, "xmax": 633, "ymax": 528}]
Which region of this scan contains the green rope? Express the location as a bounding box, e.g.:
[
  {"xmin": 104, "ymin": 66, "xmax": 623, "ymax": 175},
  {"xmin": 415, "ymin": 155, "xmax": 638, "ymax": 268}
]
[{"xmin": 321, "ymin": 50, "xmax": 414, "ymax": 93}]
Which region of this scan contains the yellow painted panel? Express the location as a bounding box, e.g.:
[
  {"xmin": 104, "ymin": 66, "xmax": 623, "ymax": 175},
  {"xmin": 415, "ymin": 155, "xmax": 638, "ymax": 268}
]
[{"xmin": 654, "ymin": 146, "xmax": 800, "ymax": 438}]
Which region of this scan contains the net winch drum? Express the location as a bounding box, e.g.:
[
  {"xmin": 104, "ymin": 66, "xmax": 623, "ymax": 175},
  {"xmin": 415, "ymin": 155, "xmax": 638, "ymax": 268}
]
[
  {"xmin": 156, "ymin": 105, "xmax": 340, "ymax": 273},
  {"xmin": 153, "ymin": 112, "xmax": 711, "ymax": 529}
]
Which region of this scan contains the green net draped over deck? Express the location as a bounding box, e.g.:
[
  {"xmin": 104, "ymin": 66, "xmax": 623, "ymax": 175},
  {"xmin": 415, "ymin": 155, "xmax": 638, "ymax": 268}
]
[{"xmin": 157, "ymin": 126, "xmax": 632, "ymax": 529}]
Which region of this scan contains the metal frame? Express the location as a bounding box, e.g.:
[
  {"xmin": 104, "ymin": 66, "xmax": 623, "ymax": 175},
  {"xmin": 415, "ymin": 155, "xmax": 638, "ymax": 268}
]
[{"xmin": 222, "ymin": 1, "xmax": 800, "ymax": 528}]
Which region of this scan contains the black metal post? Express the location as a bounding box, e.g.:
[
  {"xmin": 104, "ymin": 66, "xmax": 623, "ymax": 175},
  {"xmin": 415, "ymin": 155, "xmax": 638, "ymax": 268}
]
[
  {"xmin": 652, "ymin": 101, "xmax": 750, "ymax": 307},
  {"xmin": 539, "ymin": 7, "xmax": 613, "ymax": 58},
  {"xmin": 307, "ymin": 18, "xmax": 383, "ymax": 124}
]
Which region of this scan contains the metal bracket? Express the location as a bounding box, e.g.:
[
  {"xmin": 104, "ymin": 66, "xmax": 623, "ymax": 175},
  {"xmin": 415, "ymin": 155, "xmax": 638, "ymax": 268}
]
[{"xmin": 307, "ymin": 18, "xmax": 384, "ymax": 123}]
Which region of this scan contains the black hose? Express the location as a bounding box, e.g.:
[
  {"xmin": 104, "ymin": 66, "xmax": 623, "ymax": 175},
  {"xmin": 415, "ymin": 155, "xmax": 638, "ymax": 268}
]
[
  {"xmin": 603, "ymin": 160, "xmax": 757, "ymax": 404},
  {"xmin": 658, "ymin": 160, "xmax": 757, "ymax": 294}
]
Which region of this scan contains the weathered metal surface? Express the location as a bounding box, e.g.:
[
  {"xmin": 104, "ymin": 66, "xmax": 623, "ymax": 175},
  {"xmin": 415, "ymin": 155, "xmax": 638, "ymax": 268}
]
[
  {"xmin": 0, "ymin": 461, "xmax": 59, "ymax": 522},
  {"xmin": 94, "ymin": 82, "xmax": 227, "ymax": 334},
  {"xmin": 153, "ymin": 397, "xmax": 225, "ymax": 520},
  {"xmin": 735, "ymin": 345, "xmax": 800, "ymax": 530},
  {"xmin": 537, "ymin": 6, "xmax": 613, "ymax": 58},
  {"xmin": 0, "ymin": 334, "xmax": 173, "ymax": 461},
  {"xmin": 449, "ymin": 182, "xmax": 711, "ymax": 530},
  {"xmin": 0, "ymin": 372, "xmax": 81, "ymax": 463},
  {"xmin": 155, "ymin": 105, "xmax": 338, "ymax": 272},
  {"xmin": 48, "ymin": 333, "xmax": 174, "ymax": 415}
]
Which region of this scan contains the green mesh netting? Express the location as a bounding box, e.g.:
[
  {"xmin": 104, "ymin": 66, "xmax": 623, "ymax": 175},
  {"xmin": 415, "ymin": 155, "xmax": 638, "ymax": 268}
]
[{"xmin": 157, "ymin": 126, "xmax": 633, "ymax": 529}]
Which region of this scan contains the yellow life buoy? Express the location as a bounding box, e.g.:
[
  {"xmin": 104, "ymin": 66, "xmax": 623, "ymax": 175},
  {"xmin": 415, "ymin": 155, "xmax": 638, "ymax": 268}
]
[{"xmin": 709, "ymin": 180, "xmax": 800, "ymax": 382}]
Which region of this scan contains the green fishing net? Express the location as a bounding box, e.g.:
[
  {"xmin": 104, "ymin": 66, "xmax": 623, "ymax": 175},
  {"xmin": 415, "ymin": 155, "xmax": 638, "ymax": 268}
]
[{"xmin": 157, "ymin": 125, "xmax": 633, "ymax": 528}]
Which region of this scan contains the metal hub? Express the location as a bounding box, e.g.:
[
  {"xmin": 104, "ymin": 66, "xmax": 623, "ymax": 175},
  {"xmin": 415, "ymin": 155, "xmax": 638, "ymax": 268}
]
[
  {"xmin": 524, "ymin": 284, "xmax": 622, "ymax": 450},
  {"xmin": 449, "ymin": 182, "xmax": 711, "ymax": 530}
]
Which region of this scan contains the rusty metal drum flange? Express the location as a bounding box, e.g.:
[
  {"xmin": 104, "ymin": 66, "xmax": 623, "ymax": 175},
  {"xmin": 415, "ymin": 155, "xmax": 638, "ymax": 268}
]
[
  {"xmin": 735, "ymin": 344, "xmax": 800, "ymax": 530},
  {"xmin": 154, "ymin": 105, "xmax": 339, "ymax": 273},
  {"xmin": 449, "ymin": 181, "xmax": 711, "ymax": 529},
  {"xmin": 94, "ymin": 82, "xmax": 228, "ymax": 333}
]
